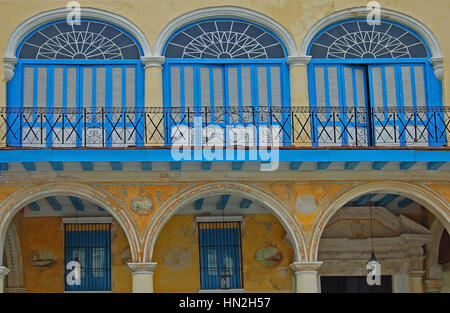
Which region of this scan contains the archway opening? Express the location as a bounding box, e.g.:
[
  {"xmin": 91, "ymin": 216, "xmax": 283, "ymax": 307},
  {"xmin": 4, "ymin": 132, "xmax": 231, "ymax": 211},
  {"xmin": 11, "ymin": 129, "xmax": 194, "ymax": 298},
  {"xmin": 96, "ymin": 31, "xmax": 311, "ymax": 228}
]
[
  {"xmin": 317, "ymin": 191, "xmax": 447, "ymax": 293},
  {"xmin": 152, "ymin": 193, "xmax": 296, "ymax": 293},
  {"xmin": 2, "ymin": 195, "xmax": 132, "ymax": 293}
]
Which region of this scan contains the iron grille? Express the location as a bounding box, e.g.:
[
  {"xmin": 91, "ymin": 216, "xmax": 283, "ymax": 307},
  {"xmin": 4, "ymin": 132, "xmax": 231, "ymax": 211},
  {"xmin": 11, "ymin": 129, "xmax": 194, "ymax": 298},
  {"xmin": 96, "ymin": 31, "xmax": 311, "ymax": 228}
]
[
  {"xmin": 1, "ymin": 106, "xmax": 448, "ymax": 147},
  {"xmin": 198, "ymin": 221, "xmax": 244, "ymax": 290},
  {"xmin": 64, "ymin": 223, "xmax": 112, "ymax": 292}
]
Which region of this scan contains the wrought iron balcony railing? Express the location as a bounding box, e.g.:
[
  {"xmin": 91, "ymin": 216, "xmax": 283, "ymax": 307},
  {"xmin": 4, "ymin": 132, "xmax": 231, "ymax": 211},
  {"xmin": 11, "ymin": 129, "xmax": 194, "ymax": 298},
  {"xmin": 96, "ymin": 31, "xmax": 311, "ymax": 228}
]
[{"xmin": 0, "ymin": 106, "xmax": 448, "ymax": 148}]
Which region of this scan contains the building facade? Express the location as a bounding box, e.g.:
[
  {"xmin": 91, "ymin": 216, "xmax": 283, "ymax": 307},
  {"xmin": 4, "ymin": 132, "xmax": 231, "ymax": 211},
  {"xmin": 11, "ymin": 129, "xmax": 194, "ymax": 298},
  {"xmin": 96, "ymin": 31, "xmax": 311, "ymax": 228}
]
[{"xmin": 0, "ymin": 0, "xmax": 449, "ymax": 293}]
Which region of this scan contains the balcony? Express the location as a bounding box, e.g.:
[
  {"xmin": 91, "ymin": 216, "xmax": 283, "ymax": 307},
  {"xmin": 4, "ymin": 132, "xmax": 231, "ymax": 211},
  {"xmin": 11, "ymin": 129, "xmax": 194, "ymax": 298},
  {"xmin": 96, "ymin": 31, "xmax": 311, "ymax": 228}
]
[{"xmin": 0, "ymin": 106, "xmax": 448, "ymax": 148}]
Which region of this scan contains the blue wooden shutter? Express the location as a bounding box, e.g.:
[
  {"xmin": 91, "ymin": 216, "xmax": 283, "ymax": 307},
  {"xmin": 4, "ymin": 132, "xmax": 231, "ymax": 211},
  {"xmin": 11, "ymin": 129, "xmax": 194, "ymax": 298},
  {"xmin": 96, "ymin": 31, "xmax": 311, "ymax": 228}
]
[{"xmin": 310, "ymin": 64, "xmax": 369, "ymax": 146}]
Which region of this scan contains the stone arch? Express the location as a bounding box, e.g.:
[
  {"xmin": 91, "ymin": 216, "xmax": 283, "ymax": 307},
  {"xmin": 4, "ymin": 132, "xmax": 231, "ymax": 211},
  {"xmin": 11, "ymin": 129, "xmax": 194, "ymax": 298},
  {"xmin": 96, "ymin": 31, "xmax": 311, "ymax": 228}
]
[
  {"xmin": 4, "ymin": 7, "xmax": 152, "ymax": 81},
  {"xmin": 143, "ymin": 182, "xmax": 307, "ymax": 262},
  {"xmin": 3, "ymin": 223, "xmax": 24, "ymax": 291},
  {"xmin": 0, "ymin": 183, "xmax": 141, "ymax": 263},
  {"xmin": 426, "ymin": 219, "xmax": 445, "ymax": 280},
  {"xmin": 300, "ymin": 6, "xmax": 444, "ymax": 79},
  {"xmin": 153, "ymin": 6, "xmax": 298, "ymax": 58},
  {"xmin": 309, "ymin": 181, "xmax": 450, "ymax": 262}
]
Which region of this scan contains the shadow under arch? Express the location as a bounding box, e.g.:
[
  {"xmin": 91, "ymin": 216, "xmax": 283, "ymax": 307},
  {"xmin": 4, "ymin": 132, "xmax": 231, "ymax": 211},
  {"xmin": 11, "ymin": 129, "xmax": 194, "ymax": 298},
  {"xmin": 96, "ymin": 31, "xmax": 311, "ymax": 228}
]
[
  {"xmin": 0, "ymin": 183, "xmax": 141, "ymax": 263},
  {"xmin": 142, "ymin": 182, "xmax": 307, "ymax": 262},
  {"xmin": 309, "ymin": 181, "xmax": 450, "ymax": 262}
]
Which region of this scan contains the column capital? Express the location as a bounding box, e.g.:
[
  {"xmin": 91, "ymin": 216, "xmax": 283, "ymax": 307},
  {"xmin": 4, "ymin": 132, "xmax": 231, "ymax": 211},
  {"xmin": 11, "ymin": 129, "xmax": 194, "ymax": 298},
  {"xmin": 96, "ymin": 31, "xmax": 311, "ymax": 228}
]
[
  {"xmin": 0, "ymin": 266, "xmax": 9, "ymax": 279},
  {"xmin": 287, "ymin": 55, "xmax": 311, "ymax": 68},
  {"xmin": 3, "ymin": 56, "xmax": 17, "ymax": 82},
  {"xmin": 127, "ymin": 262, "xmax": 157, "ymax": 274},
  {"xmin": 430, "ymin": 57, "xmax": 444, "ymax": 80},
  {"xmin": 424, "ymin": 279, "xmax": 441, "ymax": 293},
  {"xmin": 290, "ymin": 262, "xmax": 323, "ymax": 273},
  {"xmin": 409, "ymin": 270, "xmax": 425, "ymax": 278},
  {"xmin": 141, "ymin": 56, "xmax": 165, "ymax": 69}
]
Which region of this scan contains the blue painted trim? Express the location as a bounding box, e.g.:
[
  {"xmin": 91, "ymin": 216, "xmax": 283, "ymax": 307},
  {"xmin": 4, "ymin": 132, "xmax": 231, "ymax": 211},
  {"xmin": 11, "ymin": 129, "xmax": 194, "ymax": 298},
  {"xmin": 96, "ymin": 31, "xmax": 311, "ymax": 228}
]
[
  {"xmin": 22, "ymin": 162, "xmax": 36, "ymax": 171},
  {"xmin": 1, "ymin": 149, "xmax": 449, "ymax": 163},
  {"xmin": 142, "ymin": 161, "xmax": 152, "ymax": 171},
  {"xmin": 194, "ymin": 198, "xmax": 204, "ymax": 211},
  {"xmin": 375, "ymin": 194, "xmax": 399, "ymax": 206},
  {"xmin": 80, "ymin": 161, "xmax": 94, "ymax": 171},
  {"xmin": 170, "ymin": 161, "xmax": 181, "ymax": 170},
  {"xmin": 427, "ymin": 162, "xmax": 446, "ymax": 170},
  {"xmin": 289, "ymin": 162, "xmax": 302, "ymax": 170},
  {"xmin": 317, "ymin": 162, "xmax": 332, "ymax": 170},
  {"xmin": 398, "ymin": 198, "xmax": 414, "ymax": 208},
  {"xmin": 372, "ymin": 161, "xmax": 389, "ymax": 170},
  {"xmin": 400, "ymin": 162, "xmax": 417, "ymax": 170},
  {"xmin": 69, "ymin": 196, "xmax": 85, "ymax": 211},
  {"xmin": 28, "ymin": 201, "xmax": 41, "ymax": 211},
  {"xmin": 240, "ymin": 199, "xmax": 252, "ymax": 209},
  {"xmin": 354, "ymin": 194, "xmax": 376, "ymax": 206},
  {"xmin": 202, "ymin": 162, "xmax": 212, "ymax": 170},
  {"xmin": 110, "ymin": 161, "xmax": 123, "ymax": 171},
  {"xmin": 49, "ymin": 161, "xmax": 64, "ymax": 171},
  {"xmin": 46, "ymin": 196, "xmax": 63, "ymax": 211},
  {"xmin": 345, "ymin": 161, "xmax": 360, "ymax": 170},
  {"xmin": 232, "ymin": 162, "xmax": 244, "ymax": 171},
  {"xmin": 217, "ymin": 195, "xmax": 230, "ymax": 210}
]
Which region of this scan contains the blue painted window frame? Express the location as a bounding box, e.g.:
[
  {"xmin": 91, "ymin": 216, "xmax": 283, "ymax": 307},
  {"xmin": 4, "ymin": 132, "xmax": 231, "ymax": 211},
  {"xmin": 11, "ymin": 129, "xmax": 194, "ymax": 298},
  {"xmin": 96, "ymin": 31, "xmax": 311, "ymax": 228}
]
[
  {"xmin": 307, "ymin": 19, "xmax": 444, "ymax": 147},
  {"xmin": 162, "ymin": 19, "xmax": 291, "ymax": 147},
  {"xmin": 64, "ymin": 225, "xmax": 111, "ymax": 292},
  {"xmin": 7, "ymin": 19, "xmax": 145, "ymax": 147},
  {"xmin": 198, "ymin": 226, "xmax": 242, "ymax": 290}
]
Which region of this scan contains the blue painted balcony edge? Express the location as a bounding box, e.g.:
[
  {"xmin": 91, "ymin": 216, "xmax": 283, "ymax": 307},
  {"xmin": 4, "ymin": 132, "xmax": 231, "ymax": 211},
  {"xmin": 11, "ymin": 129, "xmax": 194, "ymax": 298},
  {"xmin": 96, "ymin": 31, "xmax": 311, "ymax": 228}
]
[{"xmin": 0, "ymin": 148, "xmax": 448, "ymax": 163}]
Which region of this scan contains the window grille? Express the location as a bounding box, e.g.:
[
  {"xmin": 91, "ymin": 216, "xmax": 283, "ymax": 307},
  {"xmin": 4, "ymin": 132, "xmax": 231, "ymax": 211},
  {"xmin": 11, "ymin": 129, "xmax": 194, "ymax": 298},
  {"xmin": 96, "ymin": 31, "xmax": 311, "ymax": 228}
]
[
  {"xmin": 64, "ymin": 223, "xmax": 111, "ymax": 292},
  {"xmin": 198, "ymin": 221, "xmax": 243, "ymax": 290}
]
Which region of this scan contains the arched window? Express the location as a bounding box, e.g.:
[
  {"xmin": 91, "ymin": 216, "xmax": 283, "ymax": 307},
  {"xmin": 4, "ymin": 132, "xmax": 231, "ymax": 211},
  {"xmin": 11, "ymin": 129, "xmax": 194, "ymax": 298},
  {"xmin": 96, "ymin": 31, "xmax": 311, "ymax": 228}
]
[
  {"xmin": 163, "ymin": 19, "xmax": 290, "ymax": 147},
  {"xmin": 307, "ymin": 19, "xmax": 444, "ymax": 147},
  {"xmin": 7, "ymin": 20, "xmax": 145, "ymax": 147}
]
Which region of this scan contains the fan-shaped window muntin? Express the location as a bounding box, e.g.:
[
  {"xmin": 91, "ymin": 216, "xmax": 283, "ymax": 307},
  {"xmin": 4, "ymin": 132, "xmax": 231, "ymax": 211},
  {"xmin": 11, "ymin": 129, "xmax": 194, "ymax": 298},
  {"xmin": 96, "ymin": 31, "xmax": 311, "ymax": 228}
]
[
  {"xmin": 308, "ymin": 19, "xmax": 430, "ymax": 59},
  {"xmin": 18, "ymin": 20, "xmax": 142, "ymax": 60},
  {"xmin": 164, "ymin": 19, "xmax": 286, "ymax": 59}
]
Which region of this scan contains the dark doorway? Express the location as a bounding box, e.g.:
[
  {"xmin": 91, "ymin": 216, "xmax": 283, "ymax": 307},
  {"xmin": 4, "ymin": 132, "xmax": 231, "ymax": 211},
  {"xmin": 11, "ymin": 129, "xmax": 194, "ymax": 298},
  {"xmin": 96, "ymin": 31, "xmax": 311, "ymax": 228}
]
[{"xmin": 321, "ymin": 276, "xmax": 392, "ymax": 293}]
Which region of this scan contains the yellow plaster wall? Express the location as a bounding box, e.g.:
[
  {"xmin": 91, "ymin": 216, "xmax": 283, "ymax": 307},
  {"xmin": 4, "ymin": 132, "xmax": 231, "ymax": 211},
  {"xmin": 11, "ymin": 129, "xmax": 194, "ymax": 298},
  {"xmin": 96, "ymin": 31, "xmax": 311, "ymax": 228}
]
[
  {"xmin": 15, "ymin": 214, "xmax": 131, "ymax": 293},
  {"xmin": 0, "ymin": 0, "xmax": 448, "ymax": 109},
  {"xmin": 153, "ymin": 214, "xmax": 293, "ymax": 292}
]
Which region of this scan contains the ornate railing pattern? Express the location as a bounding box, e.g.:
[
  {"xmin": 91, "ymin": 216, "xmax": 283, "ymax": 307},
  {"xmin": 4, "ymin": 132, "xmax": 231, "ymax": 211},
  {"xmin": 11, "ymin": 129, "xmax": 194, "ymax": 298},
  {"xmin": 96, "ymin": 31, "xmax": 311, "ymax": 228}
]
[{"xmin": 0, "ymin": 106, "xmax": 448, "ymax": 148}]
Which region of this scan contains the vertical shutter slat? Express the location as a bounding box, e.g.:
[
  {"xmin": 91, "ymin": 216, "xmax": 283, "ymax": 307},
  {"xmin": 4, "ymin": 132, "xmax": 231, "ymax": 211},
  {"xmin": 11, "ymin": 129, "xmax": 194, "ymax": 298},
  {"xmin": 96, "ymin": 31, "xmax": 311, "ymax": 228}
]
[
  {"xmin": 184, "ymin": 66, "xmax": 194, "ymax": 108},
  {"xmin": 125, "ymin": 67, "xmax": 135, "ymax": 108},
  {"xmin": 23, "ymin": 67, "xmax": 34, "ymax": 107},
  {"xmin": 37, "ymin": 67, "xmax": 47, "ymax": 108},
  {"xmin": 67, "ymin": 67, "xmax": 77, "ymax": 108},
  {"xmin": 170, "ymin": 66, "xmax": 181, "ymax": 107},
  {"xmin": 83, "ymin": 67, "xmax": 92, "ymax": 108},
  {"xmin": 112, "ymin": 67, "xmax": 122, "ymax": 108},
  {"xmin": 96, "ymin": 68, "xmax": 106, "ymax": 107},
  {"xmin": 270, "ymin": 66, "xmax": 281, "ymax": 107}
]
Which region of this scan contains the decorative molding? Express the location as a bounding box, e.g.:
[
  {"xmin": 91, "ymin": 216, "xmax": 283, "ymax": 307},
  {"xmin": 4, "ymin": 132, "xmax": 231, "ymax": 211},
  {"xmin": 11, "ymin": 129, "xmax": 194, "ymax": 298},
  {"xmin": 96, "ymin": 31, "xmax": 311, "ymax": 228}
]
[
  {"xmin": 127, "ymin": 262, "xmax": 157, "ymax": 274},
  {"xmin": 62, "ymin": 217, "xmax": 113, "ymax": 224},
  {"xmin": 140, "ymin": 56, "xmax": 165, "ymax": 69},
  {"xmin": 195, "ymin": 216, "xmax": 244, "ymax": 223},
  {"xmin": 430, "ymin": 57, "xmax": 444, "ymax": 80},
  {"xmin": 287, "ymin": 56, "xmax": 311, "ymax": 68},
  {"xmin": 300, "ymin": 7, "xmax": 443, "ymax": 63},
  {"xmin": 153, "ymin": 6, "xmax": 298, "ymax": 57},
  {"xmin": 4, "ymin": 224, "xmax": 23, "ymax": 289},
  {"xmin": 0, "ymin": 266, "xmax": 9, "ymax": 279},
  {"xmin": 3, "ymin": 56, "xmax": 17, "ymax": 82},
  {"xmin": 290, "ymin": 262, "xmax": 323, "ymax": 273}
]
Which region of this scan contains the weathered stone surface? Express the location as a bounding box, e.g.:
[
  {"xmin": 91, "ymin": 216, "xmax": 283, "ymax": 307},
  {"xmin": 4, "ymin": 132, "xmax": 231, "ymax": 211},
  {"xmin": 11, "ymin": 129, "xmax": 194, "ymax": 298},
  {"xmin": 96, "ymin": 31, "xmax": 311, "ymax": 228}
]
[
  {"xmin": 163, "ymin": 247, "xmax": 191, "ymax": 269},
  {"xmin": 30, "ymin": 250, "xmax": 56, "ymax": 267},
  {"xmin": 256, "ymin": 247, "xmax": 282, "ymax": 267}
]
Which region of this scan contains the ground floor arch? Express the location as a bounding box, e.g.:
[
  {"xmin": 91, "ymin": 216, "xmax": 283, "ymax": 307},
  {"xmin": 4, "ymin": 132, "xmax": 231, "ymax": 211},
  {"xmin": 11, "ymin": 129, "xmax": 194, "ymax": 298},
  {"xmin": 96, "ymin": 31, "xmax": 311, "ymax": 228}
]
[{"xmin": 143, "ymin": 182, "xmax": 308, "ymax": 264}]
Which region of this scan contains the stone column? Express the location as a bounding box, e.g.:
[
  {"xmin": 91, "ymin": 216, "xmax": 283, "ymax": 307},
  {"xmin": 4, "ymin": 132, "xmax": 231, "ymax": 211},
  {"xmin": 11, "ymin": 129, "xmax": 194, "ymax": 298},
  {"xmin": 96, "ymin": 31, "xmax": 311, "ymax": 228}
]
[
  {"xmin": 141, "ymin": 56, "xmax": 165, "ymax": 146},
  {"xmin": 424, "ymin": 279, "xmax": 441, "ymax": 293},
  {"xmin": 409, "ymin": 271, "xmax": 425, "ymax": 293},
  {"xmin": 287, "ymin": 56, "xmax": 312, "ymax": 147},
  {"xmin": 0, "ymin": 266, "xmax": 9, "ymax": 293},
  {"xmin": 1, "ymin": 57, "xmax": 17, "ymax": 147},
  {"xmin": 128, "ymin": 262, "xmax": 157, "ymax": 293},
  {"xmin": 290, "ymin": 262, "xmax": 322, "ymax": 293}
]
